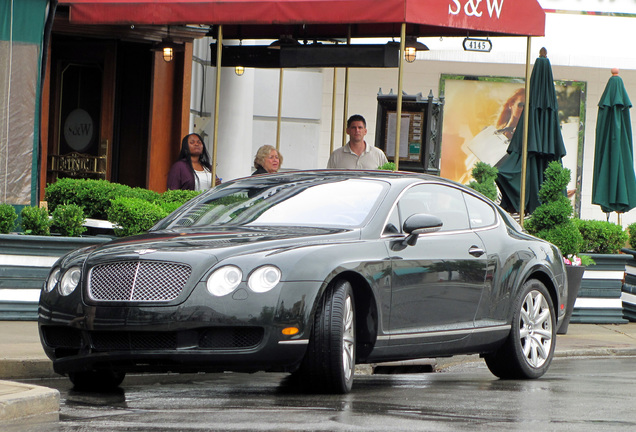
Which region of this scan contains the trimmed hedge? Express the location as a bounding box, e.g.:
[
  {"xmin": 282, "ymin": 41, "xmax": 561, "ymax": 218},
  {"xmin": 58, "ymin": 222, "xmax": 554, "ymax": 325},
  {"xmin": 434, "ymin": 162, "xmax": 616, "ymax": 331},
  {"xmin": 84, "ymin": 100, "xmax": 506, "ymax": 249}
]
[
  {"xmin": 574, "ymin": 218, "xmax": 628, "ymax": 254},
  {"xmin": 107, "ymin": 197, "xmax": 168, "ymax": 237},
  {"xmin": 44, "ymin": 178, "xmax": 203, "ymax": 237},
  {"xmin": 45, "ymin": 178, "xmax": 131, "ymax": 220}
]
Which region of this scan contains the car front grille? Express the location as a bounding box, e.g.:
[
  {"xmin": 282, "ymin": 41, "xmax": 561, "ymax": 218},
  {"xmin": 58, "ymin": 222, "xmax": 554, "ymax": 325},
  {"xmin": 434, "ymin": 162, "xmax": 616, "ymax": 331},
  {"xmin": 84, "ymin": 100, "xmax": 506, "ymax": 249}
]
[{"xmin": 88, "ymin": 261, "xmax": 192, "ymax": 302}]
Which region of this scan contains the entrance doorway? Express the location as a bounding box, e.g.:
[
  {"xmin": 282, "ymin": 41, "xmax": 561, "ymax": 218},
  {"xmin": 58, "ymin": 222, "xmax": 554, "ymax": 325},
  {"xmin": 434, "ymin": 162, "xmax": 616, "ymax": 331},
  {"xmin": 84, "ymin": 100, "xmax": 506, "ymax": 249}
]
[{"xmin": 46, "ymin": 36, "xmax": 151, "ymax": 188}]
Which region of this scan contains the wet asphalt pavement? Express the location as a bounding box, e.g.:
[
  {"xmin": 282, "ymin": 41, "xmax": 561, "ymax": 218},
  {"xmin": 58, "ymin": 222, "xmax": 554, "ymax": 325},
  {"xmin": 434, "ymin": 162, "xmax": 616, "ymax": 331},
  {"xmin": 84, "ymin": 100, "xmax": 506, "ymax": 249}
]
[{"xmin": 5, "ymin": 356, "xmax": 636, "ymax": 431}]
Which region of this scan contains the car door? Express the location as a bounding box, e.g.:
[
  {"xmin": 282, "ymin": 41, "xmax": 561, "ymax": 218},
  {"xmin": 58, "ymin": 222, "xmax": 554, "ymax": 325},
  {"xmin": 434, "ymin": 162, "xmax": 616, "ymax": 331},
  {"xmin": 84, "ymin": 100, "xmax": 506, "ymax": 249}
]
[{"xmin": 386, "ymin": 183, "xmax": 488, "ymax": 342}]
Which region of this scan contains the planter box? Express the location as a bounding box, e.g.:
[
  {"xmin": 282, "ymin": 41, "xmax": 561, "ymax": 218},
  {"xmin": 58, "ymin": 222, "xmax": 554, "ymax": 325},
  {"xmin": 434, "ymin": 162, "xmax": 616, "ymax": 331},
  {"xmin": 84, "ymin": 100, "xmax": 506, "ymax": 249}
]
[
  {"xmin": 0, "ymin": 234, "xmax": 111, "ymax": 320},
  {"xmin": 570, "ymin": 253, "xmax": 629, "ymax": 324},
  {"xmin": 620, "ymin": 248, "xmax": 636, "ymax": 322}
]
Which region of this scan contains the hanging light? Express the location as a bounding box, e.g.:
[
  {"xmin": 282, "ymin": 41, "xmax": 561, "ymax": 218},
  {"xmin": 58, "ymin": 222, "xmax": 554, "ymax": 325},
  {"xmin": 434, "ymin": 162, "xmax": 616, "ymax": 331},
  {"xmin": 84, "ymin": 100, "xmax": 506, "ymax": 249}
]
[
  {"xmin": 234, "ymin": 40, "xmax": 245, "ymax": 76},
  {"xmin": 404, "ymin": 37, "xmax": 429, "ymax": 63},
  {"xmin": 152, "ymin": 26, "xmax": 184, "ymax": 63}
]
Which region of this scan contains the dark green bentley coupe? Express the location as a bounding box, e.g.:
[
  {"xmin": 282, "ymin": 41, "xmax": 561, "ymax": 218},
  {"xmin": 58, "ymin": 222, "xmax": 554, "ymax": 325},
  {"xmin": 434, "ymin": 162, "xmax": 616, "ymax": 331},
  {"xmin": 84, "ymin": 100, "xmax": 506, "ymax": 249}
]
[{"xmin": 39, "ymin": 170, "xmax": 566, "ymax": 393}]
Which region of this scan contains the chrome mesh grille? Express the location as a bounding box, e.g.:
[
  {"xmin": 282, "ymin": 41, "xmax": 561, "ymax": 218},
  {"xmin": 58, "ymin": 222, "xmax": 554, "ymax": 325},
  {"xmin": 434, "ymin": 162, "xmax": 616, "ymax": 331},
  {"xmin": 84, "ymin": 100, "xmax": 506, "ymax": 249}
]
[{"xmin": 88, "ymin": 261, "xmax": 191, "ymax": 302}]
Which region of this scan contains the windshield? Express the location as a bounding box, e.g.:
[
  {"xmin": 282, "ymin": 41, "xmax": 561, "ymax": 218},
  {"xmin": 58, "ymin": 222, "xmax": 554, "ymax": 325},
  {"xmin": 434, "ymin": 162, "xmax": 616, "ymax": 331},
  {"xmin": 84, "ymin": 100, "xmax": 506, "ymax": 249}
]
[{"xmin": 156, "ymin": 177, "xmax": 388, "ymax": 229}]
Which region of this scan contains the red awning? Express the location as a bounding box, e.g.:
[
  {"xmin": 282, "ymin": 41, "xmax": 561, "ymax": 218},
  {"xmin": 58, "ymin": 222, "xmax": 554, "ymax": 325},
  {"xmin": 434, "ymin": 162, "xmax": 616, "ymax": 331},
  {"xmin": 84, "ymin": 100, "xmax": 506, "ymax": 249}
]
[{"xmin": 59, "ymin": 0, "xmax": 545, "ymax": 38}]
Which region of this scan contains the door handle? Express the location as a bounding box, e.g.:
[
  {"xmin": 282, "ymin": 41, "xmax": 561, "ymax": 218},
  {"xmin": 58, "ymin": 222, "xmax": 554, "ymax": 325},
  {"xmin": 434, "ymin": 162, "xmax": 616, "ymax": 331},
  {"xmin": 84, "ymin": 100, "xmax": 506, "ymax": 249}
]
[{"xmin": 468, "ymin": 246, "xmax": 485, "ymax": 257}]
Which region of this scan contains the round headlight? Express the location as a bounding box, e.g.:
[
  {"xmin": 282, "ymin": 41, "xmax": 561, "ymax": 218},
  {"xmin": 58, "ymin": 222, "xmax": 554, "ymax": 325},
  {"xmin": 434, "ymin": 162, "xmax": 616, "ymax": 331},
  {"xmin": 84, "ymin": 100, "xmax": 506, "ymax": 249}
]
[
  {"xmin": 45, "ymin": 267, "xmax": 60, "ymax": 293},
  {"xmin": 59, "ymin": 266, "xmax": 81, "ymax": 296},
  {"xmin": 207, "ymin": 265, "xmax": 242, "ymax": 297},
  {"xmin": 248, "ymin": 265, "xmax": 281, "ymax": 293}
]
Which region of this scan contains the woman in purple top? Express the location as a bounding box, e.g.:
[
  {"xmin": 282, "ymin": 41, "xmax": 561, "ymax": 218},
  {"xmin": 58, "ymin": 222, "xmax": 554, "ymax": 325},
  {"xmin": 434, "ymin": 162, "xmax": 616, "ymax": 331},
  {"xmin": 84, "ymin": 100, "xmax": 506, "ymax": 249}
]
[{"xmin": 167, "ymin": 133, "xmax": 219, "ymax": 191}]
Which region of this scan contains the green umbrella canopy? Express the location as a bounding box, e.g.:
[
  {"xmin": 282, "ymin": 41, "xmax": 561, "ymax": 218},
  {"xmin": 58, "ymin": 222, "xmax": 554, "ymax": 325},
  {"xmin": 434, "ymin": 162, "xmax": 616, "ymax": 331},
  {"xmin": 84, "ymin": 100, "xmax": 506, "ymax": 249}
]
[
  {"xmin": 497, "ymin": 55, "xmax": 567, "ymax": 214},
  {"xmin": 591, "ymin": 73, "xmax": 636, "ymax": 214}
]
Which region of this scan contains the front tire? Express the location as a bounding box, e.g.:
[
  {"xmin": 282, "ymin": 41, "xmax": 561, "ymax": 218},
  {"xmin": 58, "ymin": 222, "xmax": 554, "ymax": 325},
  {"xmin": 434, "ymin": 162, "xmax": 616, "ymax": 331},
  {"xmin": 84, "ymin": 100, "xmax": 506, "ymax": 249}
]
[
  {"xmin": 485, "ymin": 279, "xmax": 555, "ymax": 379},
  {"xmin": 297, "ymin": 279, "xmax": 355, "ymax": 393}
]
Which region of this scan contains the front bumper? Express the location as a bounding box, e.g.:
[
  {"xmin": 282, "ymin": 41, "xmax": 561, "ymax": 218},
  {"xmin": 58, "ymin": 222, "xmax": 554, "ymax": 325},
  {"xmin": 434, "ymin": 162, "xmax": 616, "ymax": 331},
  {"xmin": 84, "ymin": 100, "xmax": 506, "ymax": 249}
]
[{"xmin": 38, "ymin": 279, "xmax": 321, "ymax": 375}]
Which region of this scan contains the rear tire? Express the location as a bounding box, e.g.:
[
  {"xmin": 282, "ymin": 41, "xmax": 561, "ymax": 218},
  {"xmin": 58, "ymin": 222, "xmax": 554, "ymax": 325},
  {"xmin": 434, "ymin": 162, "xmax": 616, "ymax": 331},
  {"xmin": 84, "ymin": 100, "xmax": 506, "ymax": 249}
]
[
  {"xmin": 297, "ymin": 279, "xmax": 355, "ymax": 393},
  {"xmin": 485, "ymin": 279, "xmax": 555, "ymax": 379},
  {"xmin": 68, "ymin": 370, "xmax": 126, "ymax": 391}
]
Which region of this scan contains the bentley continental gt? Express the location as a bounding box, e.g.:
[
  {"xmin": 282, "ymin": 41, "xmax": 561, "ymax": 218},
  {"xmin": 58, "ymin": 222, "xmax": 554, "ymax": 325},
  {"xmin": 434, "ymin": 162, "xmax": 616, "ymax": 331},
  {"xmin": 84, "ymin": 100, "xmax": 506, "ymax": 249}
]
[{"xmin": 39, "ymin": 170, "xmax": 567, "ymax": 393}]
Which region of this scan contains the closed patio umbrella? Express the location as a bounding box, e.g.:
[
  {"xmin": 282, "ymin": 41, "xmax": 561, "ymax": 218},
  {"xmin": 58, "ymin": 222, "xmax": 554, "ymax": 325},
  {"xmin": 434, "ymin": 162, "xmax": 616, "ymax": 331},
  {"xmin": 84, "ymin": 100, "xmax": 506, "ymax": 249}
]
[
  {"xmin": 497, "ymin": 49, "xmax": 566, "ymax": 215},
  {"xmin": 591, "ymin": 69, "xmax": 636, "ymax": 223}
]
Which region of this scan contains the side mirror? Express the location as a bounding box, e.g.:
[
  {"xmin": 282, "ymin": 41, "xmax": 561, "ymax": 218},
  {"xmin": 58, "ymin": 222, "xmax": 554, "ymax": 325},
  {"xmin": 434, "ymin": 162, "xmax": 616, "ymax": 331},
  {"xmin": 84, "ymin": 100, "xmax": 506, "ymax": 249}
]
[{"xmin": 402, "ymin": 214, "xmax": 443, "ymax": 247}]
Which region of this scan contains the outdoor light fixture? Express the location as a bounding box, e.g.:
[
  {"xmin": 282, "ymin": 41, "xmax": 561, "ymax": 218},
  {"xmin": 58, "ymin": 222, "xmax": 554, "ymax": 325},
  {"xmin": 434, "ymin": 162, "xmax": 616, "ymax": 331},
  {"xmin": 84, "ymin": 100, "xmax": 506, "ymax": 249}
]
[
  {"xmin": 152, "ymin": 26, "xmax": 185, "ymax": 62},
  {"xmin": 404, "ymin": 37, "xmax": 429, "ymax": 63},
  {"xmin": 235, "ymin": 40, "xmax": 245, "ymax": 75}
]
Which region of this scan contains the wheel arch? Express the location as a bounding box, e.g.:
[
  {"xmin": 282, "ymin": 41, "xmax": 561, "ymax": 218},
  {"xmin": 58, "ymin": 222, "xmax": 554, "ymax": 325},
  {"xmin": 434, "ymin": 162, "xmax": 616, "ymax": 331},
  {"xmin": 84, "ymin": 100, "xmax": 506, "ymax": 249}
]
[
  {"xmin": 524, "ymin": 268, "xmax": 560, "ymax": 318},
  {"xmin": 322, "ymin": 271, "xmax": 379, "ymax": 362}
]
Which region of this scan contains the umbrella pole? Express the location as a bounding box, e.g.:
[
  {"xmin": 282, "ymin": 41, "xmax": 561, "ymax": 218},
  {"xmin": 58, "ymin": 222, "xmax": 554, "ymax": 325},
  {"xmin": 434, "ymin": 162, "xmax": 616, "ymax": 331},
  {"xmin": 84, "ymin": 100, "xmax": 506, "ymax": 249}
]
[
  {"xmin": 519, "ymin": 36, "xmax": 532, "ymax": 227},
  {"xmin": 394, "ymin": 22, "xmax": 406, "ymax": 171},
  {"xmin": 212, "ymin": 25, "xmax": 223, "ymax": 184}
]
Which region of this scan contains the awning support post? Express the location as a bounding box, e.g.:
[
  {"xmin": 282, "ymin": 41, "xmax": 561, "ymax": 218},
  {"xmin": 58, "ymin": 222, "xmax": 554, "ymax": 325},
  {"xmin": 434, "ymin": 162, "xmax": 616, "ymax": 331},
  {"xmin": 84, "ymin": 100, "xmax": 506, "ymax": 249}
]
[
  {"xmin": 394, "ymin": 22, "xmax": 407, "ymax": 171},
  {"xmin": 212, "ymin": 25, "xmax": 223, "ymax": 183},
  {"xmin": 276, "ymin": 68, "xmax": 284, "ymax": 151},
  {"xmin": 342, "ymin": 26, "xmax": 351, "ymax": 146},
  {"xmin": 330, "ymin": 67, "xmax": 338, "ymax": 154}
]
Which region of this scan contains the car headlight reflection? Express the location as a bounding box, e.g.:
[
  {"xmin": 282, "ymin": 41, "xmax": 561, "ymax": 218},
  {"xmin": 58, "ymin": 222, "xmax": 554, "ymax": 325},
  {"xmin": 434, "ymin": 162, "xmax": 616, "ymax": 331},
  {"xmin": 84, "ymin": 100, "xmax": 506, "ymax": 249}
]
[
  {"xmin": 248, "ymin": 266, "xmax": 281, "ymax": 293},
  {"xmin": 45, "ymin": 267, "xmax": 60, "ymax": 293},
  {"xmin": 59, "ymin": 266, "xmax": 81, "ymax": 296},
  {"xmin": 207, "ymin": 265, "xmax": 243, "ymax": 296}
]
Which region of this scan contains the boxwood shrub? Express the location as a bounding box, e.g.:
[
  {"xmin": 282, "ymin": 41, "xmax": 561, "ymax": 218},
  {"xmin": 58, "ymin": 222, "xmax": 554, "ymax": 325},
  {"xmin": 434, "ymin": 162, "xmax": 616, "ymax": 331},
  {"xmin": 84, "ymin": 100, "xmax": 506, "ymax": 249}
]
[
  {"xmin": 45, "ymin": 178, "xmax": 130, "ymax": 220},
  {"xmin": 629, "ymin": 222, "xmax": 636, "ymax": 250},
  {"xmin": 574, "ymin": 218, "xmax": 628, "ymax": 254},
  {"xmin": 51, "ymin": 204, "xmax": 87, "ymax": 237},
  {"xmin": 0, "ymin": 203, "xmax": 18, "ymax": 234},
  {"xmin": 45, "ymin": 178, "xmax": 205, "ymax": 237},
  {"xmin": 107, "ymin": 197, "xmax": 168, "ymax": 237},
  {"xmin": 20, "ymin": 206, "xmax": 51, "ymax": 236}
]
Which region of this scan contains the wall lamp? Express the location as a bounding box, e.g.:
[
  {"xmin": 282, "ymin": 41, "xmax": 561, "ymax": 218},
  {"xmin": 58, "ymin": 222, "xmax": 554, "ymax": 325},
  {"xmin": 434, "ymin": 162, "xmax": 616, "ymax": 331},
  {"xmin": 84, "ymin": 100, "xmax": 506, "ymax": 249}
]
[{"xmin": 404, "ymin": 37, "xmax": 429, "ymax": 63}]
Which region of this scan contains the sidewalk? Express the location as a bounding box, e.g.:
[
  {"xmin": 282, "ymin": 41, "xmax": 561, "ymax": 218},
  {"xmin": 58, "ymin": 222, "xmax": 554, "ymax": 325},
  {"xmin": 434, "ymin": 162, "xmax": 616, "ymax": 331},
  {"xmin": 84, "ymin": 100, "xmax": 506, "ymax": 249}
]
[{"xmin": 1, "ymin": 321, "xmax": 636, "ymax": 423}]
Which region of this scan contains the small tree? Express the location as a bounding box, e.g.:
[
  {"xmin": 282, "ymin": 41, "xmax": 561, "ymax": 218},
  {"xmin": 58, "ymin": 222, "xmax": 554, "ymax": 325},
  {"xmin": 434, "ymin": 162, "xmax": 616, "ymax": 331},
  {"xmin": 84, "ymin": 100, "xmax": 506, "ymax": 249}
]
[
  {"xmin": 467, "ymin": 161, "xmax": 498, "ymax": 202},
  {"xmin": 525, "ymin": 161, "xmax": 584, "ymax": 258}
]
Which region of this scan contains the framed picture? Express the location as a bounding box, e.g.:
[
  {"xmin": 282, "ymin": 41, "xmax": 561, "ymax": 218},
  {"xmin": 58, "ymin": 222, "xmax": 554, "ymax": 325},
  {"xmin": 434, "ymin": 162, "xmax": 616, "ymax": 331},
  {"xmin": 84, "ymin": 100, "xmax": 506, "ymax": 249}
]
[{"xmin": 439, "ymin": 74, "xmax": 586, "ymax": 215}]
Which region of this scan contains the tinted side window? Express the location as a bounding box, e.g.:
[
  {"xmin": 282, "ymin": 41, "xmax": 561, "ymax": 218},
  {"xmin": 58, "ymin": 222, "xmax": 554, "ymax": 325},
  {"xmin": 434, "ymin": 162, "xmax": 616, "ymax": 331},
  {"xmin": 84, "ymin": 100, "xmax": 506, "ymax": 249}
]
[
  {"xmin": 397, "ymin": 184, "xmax": 469, "ymax": 232},
  {"xmin": 464, "ymin": 193, "xmax": 497, "ymax": 228}
]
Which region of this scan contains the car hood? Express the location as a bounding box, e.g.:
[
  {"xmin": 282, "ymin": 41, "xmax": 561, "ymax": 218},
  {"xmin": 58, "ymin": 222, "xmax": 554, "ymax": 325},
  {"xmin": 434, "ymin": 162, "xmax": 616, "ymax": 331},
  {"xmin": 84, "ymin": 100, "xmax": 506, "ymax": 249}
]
[{"xmin": 80, "ymin": 226, "xmax": 360, "ymax": 266}]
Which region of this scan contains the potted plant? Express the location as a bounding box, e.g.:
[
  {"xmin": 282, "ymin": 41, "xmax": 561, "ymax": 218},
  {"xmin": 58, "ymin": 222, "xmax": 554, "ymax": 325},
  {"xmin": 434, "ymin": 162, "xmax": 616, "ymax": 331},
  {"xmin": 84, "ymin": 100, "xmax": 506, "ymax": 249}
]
[{"xmin": 524, "ymin": 161, "xmax": 591, "ymax": 334}]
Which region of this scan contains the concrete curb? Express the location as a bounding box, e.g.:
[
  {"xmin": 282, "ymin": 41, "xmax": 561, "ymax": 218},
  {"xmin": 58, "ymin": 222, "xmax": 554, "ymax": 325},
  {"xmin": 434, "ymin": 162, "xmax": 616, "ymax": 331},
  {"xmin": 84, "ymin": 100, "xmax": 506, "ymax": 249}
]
[
  {"xmin": 0, "ymin": 359, "xmax": 56, "ymax": 380},
  {"xmin": 0, "ymin": 380, "xmax": 59, "ymax": 422}
]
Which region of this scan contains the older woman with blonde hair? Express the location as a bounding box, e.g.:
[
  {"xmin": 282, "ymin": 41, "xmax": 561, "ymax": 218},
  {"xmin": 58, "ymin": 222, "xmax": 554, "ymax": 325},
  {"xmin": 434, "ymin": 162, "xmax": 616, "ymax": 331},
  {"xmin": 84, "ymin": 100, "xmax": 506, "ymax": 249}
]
[{"xmin": 252, "ymin": 145, "xmax": 283, "ymax": 175}]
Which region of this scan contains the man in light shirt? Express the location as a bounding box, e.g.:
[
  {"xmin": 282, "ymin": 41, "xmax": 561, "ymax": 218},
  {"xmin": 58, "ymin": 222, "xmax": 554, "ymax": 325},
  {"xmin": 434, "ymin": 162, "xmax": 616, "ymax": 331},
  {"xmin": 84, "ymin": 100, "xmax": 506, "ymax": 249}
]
[{"xmin": 327, "ymin": 114, "xmax": 388, "ymax": 169}]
